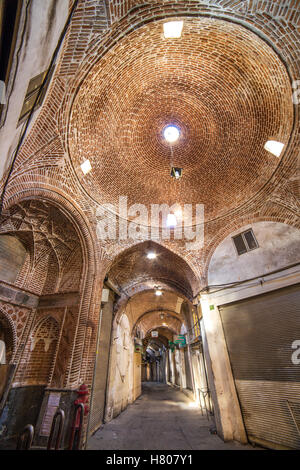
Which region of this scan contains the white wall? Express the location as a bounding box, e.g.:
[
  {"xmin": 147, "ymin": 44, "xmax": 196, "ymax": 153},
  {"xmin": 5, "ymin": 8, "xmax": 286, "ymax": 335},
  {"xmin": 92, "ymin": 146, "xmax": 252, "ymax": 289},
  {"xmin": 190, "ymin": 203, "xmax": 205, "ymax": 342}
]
[
  {"xmin": 0, "ymin": 0, "xmax": 69, "ymax": 178},
  {"xmin": 208, "ymin": 222, "xmax": 300, "ymax": 285},
  {"xmin": 105, "ymin": 313, "xmax": 135, "ymax": 420}
]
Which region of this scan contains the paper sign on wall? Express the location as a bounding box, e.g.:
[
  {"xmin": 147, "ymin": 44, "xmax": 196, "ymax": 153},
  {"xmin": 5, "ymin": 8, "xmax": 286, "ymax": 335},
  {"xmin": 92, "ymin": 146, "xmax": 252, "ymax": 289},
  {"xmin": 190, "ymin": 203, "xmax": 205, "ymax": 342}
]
[{"xmin": 40, "ymin": 392, "xmax": 61, "ymax": 436}]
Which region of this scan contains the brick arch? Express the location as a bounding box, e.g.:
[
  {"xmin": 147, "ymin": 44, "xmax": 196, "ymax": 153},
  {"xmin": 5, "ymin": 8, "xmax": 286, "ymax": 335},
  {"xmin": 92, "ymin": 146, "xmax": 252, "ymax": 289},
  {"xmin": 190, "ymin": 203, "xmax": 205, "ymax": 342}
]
[
  {"xmin": 1, "ymin": 188, "xmax": 104, "ymax": 388},
  {"xmin": 202, "ymin": 214, "xmax": 300, "ymax": 286},
  {"xmin": 106, "ymin": 239, "xmax": 200, "ymax": 299},
  {"xmin": 0, "ymin": 309, "xmax": 17, "ymax": 364},
  {"xmin": 1, "ymin": 188, "xmax": 98, "ymax": 272},
  {"xmin": 146, "ymin": 325, "xmax": 178, "ymax": 338},
  {"xmin": 136, "ymin": 311, "xmax": 183, "ymax": 337},
  {"xmin": 132, "ymin": 309, "xmax": 182, "ymax": 334},
  {"xmin": 143, "ymin": 329, "xmax": 172, "ymax": 349}
]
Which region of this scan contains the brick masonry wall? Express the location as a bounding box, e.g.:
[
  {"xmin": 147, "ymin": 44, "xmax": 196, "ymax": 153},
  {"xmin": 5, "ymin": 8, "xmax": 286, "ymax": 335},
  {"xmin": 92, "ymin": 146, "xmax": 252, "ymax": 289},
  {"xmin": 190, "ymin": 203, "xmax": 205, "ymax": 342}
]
[
  {"xmin": 0, "ymin": 1, "xmax": 299, "ymax": 441},
  {"xmin": 0, "ymin": 0, "xmax": 298, "ymax": 278}
]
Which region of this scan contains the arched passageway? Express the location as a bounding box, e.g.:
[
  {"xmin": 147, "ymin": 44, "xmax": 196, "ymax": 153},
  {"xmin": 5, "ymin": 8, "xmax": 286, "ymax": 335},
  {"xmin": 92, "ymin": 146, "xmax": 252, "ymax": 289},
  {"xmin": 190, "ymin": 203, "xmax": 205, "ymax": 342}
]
[
  {"xmin": 0, "ymin": 0, "xmax": 300, "ymax": 452},
  {"xmin": 0, "ymin": 198, "xmax": 100, "ymax": 448},
  {"xmin": 88, "ymin": 241, "xmax": 216, "ymax": 446}
]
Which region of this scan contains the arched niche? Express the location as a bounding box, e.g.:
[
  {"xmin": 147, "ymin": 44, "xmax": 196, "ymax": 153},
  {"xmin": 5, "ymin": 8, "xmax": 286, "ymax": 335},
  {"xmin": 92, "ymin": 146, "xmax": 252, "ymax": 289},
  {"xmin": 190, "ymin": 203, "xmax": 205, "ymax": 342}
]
[
  {"xmin": 0, "ymin": 312, "xmax": 15, "ymax": 364},
  {"xmin": 0, "ymin": 234, "xmax": 27, "ymax": 284}
]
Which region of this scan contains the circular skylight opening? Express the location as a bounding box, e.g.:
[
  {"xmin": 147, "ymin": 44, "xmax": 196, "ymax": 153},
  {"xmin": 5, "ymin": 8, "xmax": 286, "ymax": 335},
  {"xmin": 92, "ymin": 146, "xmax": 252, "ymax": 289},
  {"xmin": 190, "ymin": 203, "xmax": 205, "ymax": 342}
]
[{"xmin": 163, "ymin": 125, "xmax": 180, "ymax": 143}]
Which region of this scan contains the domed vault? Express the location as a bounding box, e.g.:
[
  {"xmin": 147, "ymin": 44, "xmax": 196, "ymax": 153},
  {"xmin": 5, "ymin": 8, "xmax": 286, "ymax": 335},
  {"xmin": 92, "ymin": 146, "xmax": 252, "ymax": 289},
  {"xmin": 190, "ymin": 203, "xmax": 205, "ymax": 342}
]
[{"xmin": 68, "ymin": 17, "xmax": 293, "ymax": 225}]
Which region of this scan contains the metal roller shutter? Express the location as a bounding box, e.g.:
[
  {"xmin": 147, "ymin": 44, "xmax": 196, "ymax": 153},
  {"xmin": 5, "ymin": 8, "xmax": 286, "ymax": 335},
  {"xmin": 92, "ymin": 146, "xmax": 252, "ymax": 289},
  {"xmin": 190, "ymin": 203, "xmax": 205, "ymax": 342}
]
[{"xmin": 219, "ymin": 283, "xmax": 300, "ymax": 450}]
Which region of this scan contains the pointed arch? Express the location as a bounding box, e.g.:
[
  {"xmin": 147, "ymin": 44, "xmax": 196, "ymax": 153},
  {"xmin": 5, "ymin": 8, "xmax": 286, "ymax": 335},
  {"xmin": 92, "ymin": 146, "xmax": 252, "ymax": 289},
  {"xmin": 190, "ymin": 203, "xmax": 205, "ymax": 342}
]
[
  {"xmin": 107, "ymin": 240, "xmax": 200, "ymax": 301},
  {"xmin": 30, "ymin": 315, "xmax": 59, "ymax": 353},
  {"xmin": 0, "ymin": 308, "xmax": 17, "ymax": 364}
]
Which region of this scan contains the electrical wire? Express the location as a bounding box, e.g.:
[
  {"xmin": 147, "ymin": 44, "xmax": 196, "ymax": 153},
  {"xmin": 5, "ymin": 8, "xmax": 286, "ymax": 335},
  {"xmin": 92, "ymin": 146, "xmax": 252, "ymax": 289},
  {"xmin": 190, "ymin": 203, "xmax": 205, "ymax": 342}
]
[
  {"xmin": 193, "ymin": 260, "xmax": 300, "ymax": 298},
  {"xmin": 183, "ymin": 261, "xmax": 300, "ymax": 338}
]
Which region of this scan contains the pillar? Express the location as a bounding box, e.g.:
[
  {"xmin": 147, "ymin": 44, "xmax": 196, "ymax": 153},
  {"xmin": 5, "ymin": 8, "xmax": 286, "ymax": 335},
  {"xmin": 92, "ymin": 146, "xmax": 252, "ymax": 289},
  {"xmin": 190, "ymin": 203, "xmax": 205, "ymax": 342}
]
[{"xmin": 200, "ymin": 294, "xmax": 247, "ymax": 443}]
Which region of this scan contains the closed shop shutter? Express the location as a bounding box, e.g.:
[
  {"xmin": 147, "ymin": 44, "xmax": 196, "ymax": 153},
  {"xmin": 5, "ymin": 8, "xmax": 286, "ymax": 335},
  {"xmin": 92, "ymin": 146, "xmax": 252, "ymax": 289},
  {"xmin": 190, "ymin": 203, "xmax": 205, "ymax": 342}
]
[{"xmin": 219, "ymin": 283, "xmax": 300, "ymax": 449}]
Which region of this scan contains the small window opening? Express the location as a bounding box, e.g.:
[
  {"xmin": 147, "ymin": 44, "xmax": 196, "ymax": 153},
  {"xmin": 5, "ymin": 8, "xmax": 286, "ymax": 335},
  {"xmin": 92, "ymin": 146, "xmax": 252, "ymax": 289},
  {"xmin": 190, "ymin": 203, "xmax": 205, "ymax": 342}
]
[
  {"xmin": 18, "ymin": 66, "xmax": 54, "ymax": 124},
  {"xmin": 232, "ymin": 229, "xmax": 259, "ymax": 255}
]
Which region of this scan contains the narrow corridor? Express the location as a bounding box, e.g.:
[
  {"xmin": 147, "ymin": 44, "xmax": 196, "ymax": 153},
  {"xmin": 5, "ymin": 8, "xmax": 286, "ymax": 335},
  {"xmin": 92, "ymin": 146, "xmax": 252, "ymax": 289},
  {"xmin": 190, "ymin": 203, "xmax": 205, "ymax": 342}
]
[{"xmin": 88, "ymin": 383, "xmax": 255, "ymax": 450}]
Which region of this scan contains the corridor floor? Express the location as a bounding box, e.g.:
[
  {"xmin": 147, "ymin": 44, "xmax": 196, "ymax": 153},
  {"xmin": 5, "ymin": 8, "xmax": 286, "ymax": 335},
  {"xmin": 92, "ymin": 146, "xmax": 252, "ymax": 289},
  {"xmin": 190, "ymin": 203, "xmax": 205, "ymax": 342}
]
[{"xmin": 88, "ymin": 383, "xmax": 255, "ymax": 450}]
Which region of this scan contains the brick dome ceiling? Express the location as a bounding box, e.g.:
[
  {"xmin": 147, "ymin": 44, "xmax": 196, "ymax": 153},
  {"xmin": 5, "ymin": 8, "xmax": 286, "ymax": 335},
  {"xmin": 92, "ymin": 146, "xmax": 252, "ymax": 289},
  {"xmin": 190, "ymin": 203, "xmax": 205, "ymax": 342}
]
[{"xmin": 68, "ymin": 17, "xmax": 293, "ymax": 223}]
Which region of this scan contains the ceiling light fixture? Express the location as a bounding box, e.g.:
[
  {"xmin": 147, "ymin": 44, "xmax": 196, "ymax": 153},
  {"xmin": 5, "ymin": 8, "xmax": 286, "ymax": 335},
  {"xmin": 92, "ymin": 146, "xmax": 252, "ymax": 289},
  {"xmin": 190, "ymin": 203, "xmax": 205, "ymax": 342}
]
[
  {"xmin": 147, "ymin": 252, "xmax": 156, "ymax": 260},
  {"xmin": 163, "ymin": 21, "xmax": 183, "ymax": 39},
  {"xmin": 164, "ymin": 125, "xmax": 180, "ymax": 143},
  {"xmin": 155, "ymin": 288, "xmax": 163, "ymax": 296},
  {"xmin": 80, "ymin": 159, "xmax": 92, "ymax": 175},
  {"xmin": 264, "ymin": 140, "xmax": 284, "ymax": 158}
]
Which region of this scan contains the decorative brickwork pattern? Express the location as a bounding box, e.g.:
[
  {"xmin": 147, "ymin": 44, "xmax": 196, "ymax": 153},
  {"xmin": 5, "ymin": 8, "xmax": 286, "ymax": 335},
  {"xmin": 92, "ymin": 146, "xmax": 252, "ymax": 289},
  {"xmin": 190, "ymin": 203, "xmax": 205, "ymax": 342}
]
[
  {"xmin": 0, "ymin": 301, "xmax": 32, "ymax": 363},
  {"xmin": 0, "ymin": 200, "xmax": 82, "ymax": 295},
  {"xmin": 16, "ymin": 316, "xmax": 60, "ymax": 386},
  {"xmin": 108, "ymin": 240, "xmax": 199, "ymax": 299},
  {"xmin": 0, "ymin": 1, "xmax": 298, "ymax": 290},
  {"xmin": 0, "ymin": 2, "xmax": 299, "ymax": 432},
  {"xmin": 30, "ymin": 316, "xmax": 59, "ymax": 353},
  {"xmin": 69, "ymin": 16, "xmax": 293, "ymax": 225}
]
